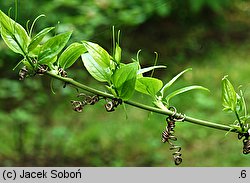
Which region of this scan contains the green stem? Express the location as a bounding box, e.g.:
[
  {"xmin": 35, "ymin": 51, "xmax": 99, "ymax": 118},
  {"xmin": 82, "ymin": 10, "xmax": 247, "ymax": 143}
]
[
  {"xmin": 45, "ymin": 71, "xmax": 235, "ymax": 133},
  {"xmin": 7, "ymin": 16, "xmax": 235, "ymax": 134},
  {"xmin": 235, "ymin": 111, "xmax": 244, "ymax": 131}
]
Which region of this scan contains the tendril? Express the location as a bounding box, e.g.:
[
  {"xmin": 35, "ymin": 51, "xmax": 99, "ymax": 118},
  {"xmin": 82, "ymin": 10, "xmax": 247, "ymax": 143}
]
[
  {"xmin": 71, "ymin": 93, "xmax": 100, "ymax": 112},
  {"xmin": 105, "ymin": 98, "xmax": 122, "ymax": 112},
  {"xmin": 161, "ymin": 106, "xmax": 185, "ymax": 165}
]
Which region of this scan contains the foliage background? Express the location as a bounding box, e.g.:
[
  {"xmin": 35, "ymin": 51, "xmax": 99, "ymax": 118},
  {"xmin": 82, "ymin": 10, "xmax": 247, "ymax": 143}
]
[{"xmin": 0, "ymin": 0, "xmax": 250, "ymax": 166}]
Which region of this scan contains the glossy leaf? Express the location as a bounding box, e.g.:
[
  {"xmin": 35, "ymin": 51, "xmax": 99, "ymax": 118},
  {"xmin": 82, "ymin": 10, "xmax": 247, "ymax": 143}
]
[
  {"xmin": 236, "ymin": 91, "xmax": 243, "ymax": 113},
  {"xmin": 114, "ymin": 43, "xmax": 122, "ymax": 64},
  {"xmin": 135, "ymin": 77, "xmax": 163, "ymax": 97},
  {"xmin": 137, "ymin": 65, "xmax": 166, "ymax": 75},
  {"xmin": 165, "ymin": 85, "xmax": 209, "ymax": 105},
  {"xmin": 81, "ymin": 53, "xmax": 112, "ymax": 82},
  {"xmin": 160, "ymin": 68, "xmax": 192, "ymax": 97},
  {"xmin": 82, "ymin": 41, "xmax": 111, "ymax": 68},
  {"xmin": 28, "ymin": 45, "xmax": 41, "ymax": 57},
  {"xmin": 58, "ymin": 43, "xmax": 86, "ymax": 69},
  {"xmin": 38, "ymin": 31, "xmax": 72, "ymax": 64},
  {"xmin": 112, "ymin": 62, "xmax": 138, "ymax": 100},
  {"xmin": 239, "ymin": 89, "xmax": 247, "ymax": 116},
  {"xmin": 28, "ymin": 27, "xmax": 54, "ymax": 51},
  {"xmin": 22, "ymin": 59, "xmax": 34, "ymax": 71},
  {"xmin": 0, "ymin": 10, "xmax": 30, "ymax": 55},
  {"xmin": 46, "ymin": 56, "xmax": 57, "ymax": 65},
  {"xmin": 221, "ymin": 76, "xmax": 238, "ymax": 112}
]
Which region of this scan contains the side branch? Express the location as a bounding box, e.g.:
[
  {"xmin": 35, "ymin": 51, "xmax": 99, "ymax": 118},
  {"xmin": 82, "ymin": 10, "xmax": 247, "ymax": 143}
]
[{"xmin": 45, "ymin": 71, "xmax": 234, "ymax": 133}]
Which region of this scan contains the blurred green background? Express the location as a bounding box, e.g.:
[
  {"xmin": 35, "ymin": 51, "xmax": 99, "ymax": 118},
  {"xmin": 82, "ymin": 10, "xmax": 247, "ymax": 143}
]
[{"xmin": 1, "ymin": 0, "xmax": 250, "ymax": 166}]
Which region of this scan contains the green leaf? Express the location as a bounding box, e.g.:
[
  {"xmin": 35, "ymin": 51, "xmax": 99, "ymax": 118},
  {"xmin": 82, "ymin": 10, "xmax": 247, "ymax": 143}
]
[
  {"xmin": 135, "ymin": 77, "xmax": 163, "ymax": 97},
  {"xmin": 112, "ymin": 62, "xmax": 138, "ymax": 100},
  {"xmin": 221, "ymin": 76, "xmax": 237, "ymax": 112},
  {"xmin": 137, "ymin": 65, "xmax": 167, "ymax": 76},
  {"xmin": 114, "ymin": 43, "xmax": 122, "ymax": 64},
  {"xmin": 236, "ymin": 92, "xmax": 243, "ymax": 113},
  {"xmin": 239, "ymin": 89, "xmax": 247, "ymax": 117},
  {"xmin": 0, "ymin": 10, "xmax": 30, "ymax": 55},
  {"xmin": 28, "ymin": 27, "xmax": 55, "ymax": 51},
  {"xmin": 58, "ymin": 43, "xmax": 86, "ymax": 69},
  {"xmin": 160, "ymin": 68, "xmax": 192, "ymax": 97},
  {"xmin": 28, "ymin": 45, "xmax": 41, "ymax": 57},
  {"xmin": 38, "ymin": 31, "xmax": 72, "ymax": 64},
  {"xmin": 81, "ymin": 53, "xmax": 112, "ymax": 82},
  {"xmin": 46, "ymin": 56, "xmax": 57, "ymax": 65},
  {"xmin": 22, "ymin": 59, "xmax": 34, "ymax": 71},
  {"xmin": 82, "ymin": 41, "xmax": 111, "ymax": 68},
  {"xmin": 165, "ymin": 85, "xmax": 209, "ymax": 105},
  {"xmin": 81, "ymin": 41, "xmax": 113, "ymax": 82}
]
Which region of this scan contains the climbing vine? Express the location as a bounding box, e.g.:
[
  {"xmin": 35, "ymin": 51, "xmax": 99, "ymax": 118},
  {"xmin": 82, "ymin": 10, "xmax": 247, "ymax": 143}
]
[{"xmin": 0, "ymin": 9, "xmax": 249, "ymax": 165}]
